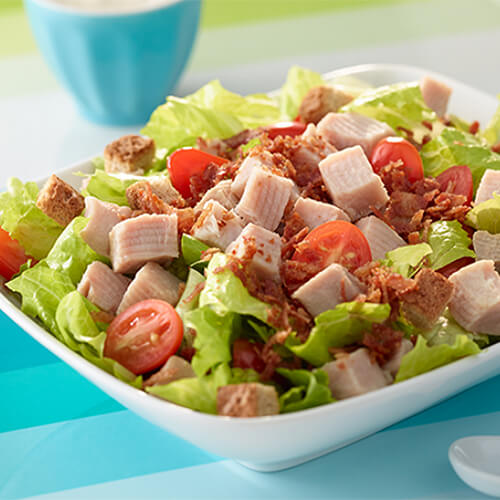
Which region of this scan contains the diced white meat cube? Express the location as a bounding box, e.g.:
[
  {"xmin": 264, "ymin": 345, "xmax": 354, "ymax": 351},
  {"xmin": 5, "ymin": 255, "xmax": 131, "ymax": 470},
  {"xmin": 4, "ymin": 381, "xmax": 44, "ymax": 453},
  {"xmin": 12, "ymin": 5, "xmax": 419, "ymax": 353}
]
[
  {"xmin": 288, "ymin": 124, "xmax": 337, "ymax": 174},
  {"xmin": 473, "ymin": 231, "xmax": 500, "ymax": 271},
  {"xmin": 77, "ymin": 261, "xmax": 131, "ymax": 314},
  {"xmin": 109, "ymin": 214, "xmax": 178, "ymax": 274},
  {"xmin": 143, "ymin": 355, "xmax": 195, "ymax": 388},
  {"xmin": 231, "ymin": 150, "xmax": 275, "ymax": 198},
  {"xmin": 322, "ymin": 348, "xmax": 389, "ymax": 400},
  {"xmin": 195, "ymin": 180, "xmax": 238, "ymax": 212},
  {"xmin": 420, "ymin": 76, "xmax": 452, "ymax": 117},
  {"xmin": 226, "ymin": 223, "xmax": 281, "ymax": 281},
  {"xmin": 80, "ymin": 197, "xmax": 132, "ymax": 257},
  {"xmin": 355, "ymin": 215, "xmax": 406, "ymax": 260},
  {"xmin": 449, "ymin": 260, "xmax": 500, "ymax": 335},
  {"xmin": 317, "ymin": 112, "xmax": 395, "ymax": 157},
  {"xmin": 292, "ymin": 263, "xmax": 365, "ymax": 318},
  {"xmin": 294, "ymin": 197, "xmax": 350, "ymax": 230},
  {"xmin": 217, "ymin": 383, "xmax": 280, "ymax": 417},
  {"xmin": 146, "ymin": 176, "xmax": 183, "ymax": 205},
  {"xmin": 382, "ymin": 338, "xmax": 413, "ymax": 377},
  {"xmin": 191, "ymin": 200, "xmax": 244, "ymax": 250},
  {"xmin": 475, "ymin": 169, "xmax": 500, "ymax": 204},
  {"xmin": 319, "ymin": 146, "xmax": 389, "ymax": 220},
  {"xmin": 235, "ymin": 168, "xmax": 293, "ymax": 231},
  {"xmin": 117, "ymin": 262, "xmax": 182, "ymax": 314}
]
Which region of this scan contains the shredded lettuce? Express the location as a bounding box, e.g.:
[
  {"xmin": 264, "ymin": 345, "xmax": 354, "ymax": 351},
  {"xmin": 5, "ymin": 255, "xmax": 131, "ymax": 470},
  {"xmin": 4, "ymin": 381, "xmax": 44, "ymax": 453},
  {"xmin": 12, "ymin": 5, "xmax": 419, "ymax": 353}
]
[
  {"xmin": 277, "ymin": 368, "xmax": 333, "ymax": 413},
  {"xmin": 341, "ymin": 82, "xmax": 440, "ymax": 143},
  {"xmin": 395, "ymin": 334, "xmax": 480, "ymax": 382},
  {"xmin": 383, "ymin": 243, "xmax": 432, "ymax": 278},
  {"xmin": 421, "ymin": 128, "xmax": 500, "ymax": 190},
  {"xmin": 0, "ymin": 178, "xmax": 64, "ymax": 259},
  {"xmin": 279, "ymin": 66, "xmax": 325, "ymax": 120},
  {"xmin": 142, "ymin": 80, "xmax": 280, "ymax": 154},
  {"xmin": 44, "ymin": 217, "xmax": 108, "ymax": 285},
  {"xmin": 6, "ymin": 262, "xmax": 75, "ymax": 340},
  {"xmin": 466, "ymin": 193, "xmax": 500, "ymax": 233},
  {"xmin": 289, "ymin": 302, "xmax": 391, "ymax": 366},
  {"xmin": 187, "ymin": 307, "xmax": 241, "ymax": 377},
  {"xmin": 199, "ymin": 253, "xmax": 272, "ymax": 324},
  {"xmin": 481, "ymin": 94, "xmax": 500, "ymax": 146},
  {"xmin": 427, "ymin": 220, "xmax": 475, "ymax": 270}
]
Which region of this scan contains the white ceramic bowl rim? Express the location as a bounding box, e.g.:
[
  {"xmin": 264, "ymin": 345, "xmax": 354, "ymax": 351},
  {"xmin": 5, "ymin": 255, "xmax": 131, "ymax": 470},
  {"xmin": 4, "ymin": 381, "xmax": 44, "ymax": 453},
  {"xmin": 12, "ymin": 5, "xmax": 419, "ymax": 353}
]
[{"xmin": 27, "ymin": 0, "xmax": 186, "ymax": 17}]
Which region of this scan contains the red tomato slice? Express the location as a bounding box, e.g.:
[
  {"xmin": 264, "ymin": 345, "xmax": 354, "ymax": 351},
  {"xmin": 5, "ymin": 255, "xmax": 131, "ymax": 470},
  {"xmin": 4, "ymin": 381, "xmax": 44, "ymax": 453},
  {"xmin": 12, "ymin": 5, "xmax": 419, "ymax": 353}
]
[
  {"xmin": 292, "ymin": 220, "xmax": 372, "ymax": 273},
  {"xmin": 232, "ymin": 338, "xmax": 265, "ymax": 373},
  {"xmin": 0, "ymin": 228, "xmax": 30, "ymax": 280},
  {"xmin": 104, "ymin": 299, "xmax": 184, "ymax": 375},
  {"xmin": 436, "ymin": 257, "xmax": 475, "ymax": 278},
  {"xmin": 370, "ymin": 137, "xmax": 424, "ymax": 183},
  {"xmin": 435, "ymin": 165, "xmax": 473, "ymax": 204},
  {"xmin": 167, "ymin": 148, "xmax": 227, "ymax": 198},
  {"xmin": 265, "ymin": 121, "xmax": 307, "ymax": 140}
]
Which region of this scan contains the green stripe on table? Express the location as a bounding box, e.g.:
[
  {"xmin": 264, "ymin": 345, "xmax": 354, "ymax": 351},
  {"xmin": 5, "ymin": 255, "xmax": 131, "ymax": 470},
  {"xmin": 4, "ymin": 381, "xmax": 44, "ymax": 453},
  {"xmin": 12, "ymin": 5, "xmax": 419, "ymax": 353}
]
[{"xmin": 0, "ymin": 362, "xmax": 122, "ymax": 434}]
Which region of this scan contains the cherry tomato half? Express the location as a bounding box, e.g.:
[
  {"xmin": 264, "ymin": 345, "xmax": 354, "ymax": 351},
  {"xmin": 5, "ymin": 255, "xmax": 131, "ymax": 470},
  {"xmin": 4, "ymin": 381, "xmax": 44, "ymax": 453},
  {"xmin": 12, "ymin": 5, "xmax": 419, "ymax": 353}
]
[
  {"xmin": 435, "ymin": 165, "xmax": 473, "ymax": 204},
  {"xmin": 370, "ymin": 137, "xmax": 424, "ymax": 183},
  {"xmin": 292, "ymin": 220, "xmax": 372, "ymax": 273},
  {"xmin": 167, "ymin": 148, "xmax": 227, "ymax": 199},
  {"xmin": 436, "ymin": 257, "xmax": 475, "ymax": 278},
  {"xmin": 104, "ymin": 299, "xmax": 184, "ymax": 375},
  {"xmin": 265, "ymin": 122, "xmax": 307, "ymax": 140},
  {"xmin": 232, "ymin": 338, "xmax": 265, "ymax": 373},
  {"xmin": 0, "ymin": 228, "xmax": 31, "ymax": 280}
]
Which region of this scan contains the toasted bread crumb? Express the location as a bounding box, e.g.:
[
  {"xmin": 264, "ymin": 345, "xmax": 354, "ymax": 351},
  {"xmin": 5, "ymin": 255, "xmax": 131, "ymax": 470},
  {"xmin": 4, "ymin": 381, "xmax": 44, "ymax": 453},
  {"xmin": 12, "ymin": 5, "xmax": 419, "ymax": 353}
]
[
  {"xmin": 299, "ymin": 85, "xmax": 353, "ymax": 124},
  {"xmin": 104, "ymin": 135, "xmax": 155, "ymax": 174},
  {"xmin": 36, "ymin": 174, "xmax": 84, "ymax": 227}
]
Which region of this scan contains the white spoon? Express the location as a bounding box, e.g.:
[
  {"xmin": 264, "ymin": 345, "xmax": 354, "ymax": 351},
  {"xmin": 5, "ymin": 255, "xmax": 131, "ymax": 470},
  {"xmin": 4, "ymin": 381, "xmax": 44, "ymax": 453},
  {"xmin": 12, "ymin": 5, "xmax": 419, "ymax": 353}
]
[{"xmin": 449, "ymin": 436, "xmax": 500, "ymax": 497}]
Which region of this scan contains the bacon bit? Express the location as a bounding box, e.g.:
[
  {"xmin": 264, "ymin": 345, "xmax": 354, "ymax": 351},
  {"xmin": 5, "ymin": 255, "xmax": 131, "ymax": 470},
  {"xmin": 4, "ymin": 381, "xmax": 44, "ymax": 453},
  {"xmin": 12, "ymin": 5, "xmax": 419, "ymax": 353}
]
[
  {"xmin": 260, "ymin": 328, "xmax": 302, "ymax": 381},
  {"xmin": 422, "ymin": 135, "xmax": 431, "ymax": 146},
  {"xmin": 179, "ymin": 345, "xmax": 196, "ymax": 362},
  {"xmin": 187, "ymin": 161, "xmax": 219, "ymax": 205},
  {"xmin": 182, "ymin": 281, "xmax": 205, "ymax": 305},
  {"xmin": 199, "ymin": 247, "xmax": 221, "ymax": 263},
  {"xmin": 469, "ymin": 120, "xmax": 480, "ymax": 135},
  {"xmin": 422, "ymin": 120, "xmax": 433, "ymax": 131},
  {"xmin": 281, "ymin": 253, "xmax": 323, "ymax": 293},
  {"xmin": 362, "ymin": 324, "xmax": 403, "ymax": 365},
  {"xmin": 492, "ymin": 142, "xmax": 500, "ymax": 154},
  {"xmin": 90, "ymin": 310, "xmax": 115, "ymax": 324},
  {"xmin": 126, "ymin": 181, "xmax": 170, "ymax": 214}
]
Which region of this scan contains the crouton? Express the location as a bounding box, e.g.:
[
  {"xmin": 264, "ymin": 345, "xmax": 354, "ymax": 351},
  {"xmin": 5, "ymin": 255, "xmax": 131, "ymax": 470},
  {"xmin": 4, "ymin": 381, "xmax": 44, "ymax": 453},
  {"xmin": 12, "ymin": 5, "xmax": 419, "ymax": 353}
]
[
  {"xmin": 143, "ymin": 355, "xmax": 195, "ymax": 388},
  {"xmin": 104, "ymin": 134, "xmax": 155, "ymax": 174},
  {"xmin": 298, "ymin": 85, "xmax": 353, "ymax": 124},
  {"xmin": 400, "ymin": 268, "xmax": 454, "ymax": 329},
  {"xmin": 36, "ymin": 174, "xmax": 85, "ymax": 227},
  {"xmin": 217, "ymin": 383, "xmax": 280, "ymax": 417}
]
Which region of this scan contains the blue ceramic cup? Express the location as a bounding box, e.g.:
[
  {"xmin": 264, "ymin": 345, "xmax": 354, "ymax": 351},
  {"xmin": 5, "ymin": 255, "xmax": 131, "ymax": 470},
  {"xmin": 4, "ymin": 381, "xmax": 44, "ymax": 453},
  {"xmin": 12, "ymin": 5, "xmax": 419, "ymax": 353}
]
[{"xmin": 24, "ymin": 0, "xmax": 201, "ymax": 125}]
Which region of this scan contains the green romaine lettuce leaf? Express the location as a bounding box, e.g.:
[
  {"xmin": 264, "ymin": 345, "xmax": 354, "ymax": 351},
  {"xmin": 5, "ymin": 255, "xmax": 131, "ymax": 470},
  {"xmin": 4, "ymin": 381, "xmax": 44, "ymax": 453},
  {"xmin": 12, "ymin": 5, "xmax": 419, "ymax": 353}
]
[
  {"xmin": 465, "ymin": 193, "xmax": 500, "ymax": 233},
  {"xmin": 54, "ymin": 291, "xmax": 141, "ymax": 387},
  {"xmin": 481, "ymin": 94, "xmax": 500, "ymax": 146},
  {"xmin": 341, "ymin": 82, "xmax": 440, "ymax": 143},
  {"xmin": 421, "ymin": 128, "xmax": 500, "ymax": 190},
  {"xmin": 421, "ymin": 310, "xmax": 489, "ymax": 349},
  {"xmin": 146, "ymin": 363, "xmax": 232, "ymax": 414},
  {"xmin": 176, "ymin": 268, "xmax": 205, "ymax": 320},
  {"xmin": 44, "ymin": 216, "xmax": 108, "ymax": 285},
  {"xmin": 181, "ymin": 234, "xmax": 209, "ymax": 266},
  {"xmin": 277, "ymin": 368, "xmax": 333, "ymax": 413},
  {"xmin": 427, "ymin": 220, "xmax": 475, "ymax": 270},
  {"xmin": 199, "ymin": 253, "xmax": 272, "ymax": 324},
  {"xmin": 6, "ymin": 262, "xmax": 75, "ymax": 340},
  {"xmin": 142, "ymin": 80, "xmax": 280, "ymax": 154},
  {"xmin": 395, "ymin": 334, "xmax": 480, "ymax": 382},
  {"xmin": 289, "ymin": 302, "xmax": 391, "ymax": 366},
  {"xmin": 279, "ymin": 66, "xmax": 325, "ymax": 119},
  {"xmin": 0, "ymin": 178, "xmax": 63, "ymax": 259},
  {"xmin": 383, "ymin": 243, "xmax": 432, "ymax": 278},
  {"xmin": 186, "ymin": 307, "xmax": 241, "ymax": 377},
  {"xmin": 80, "ymin": 170, "xmax": 139, "ymax": 206}
]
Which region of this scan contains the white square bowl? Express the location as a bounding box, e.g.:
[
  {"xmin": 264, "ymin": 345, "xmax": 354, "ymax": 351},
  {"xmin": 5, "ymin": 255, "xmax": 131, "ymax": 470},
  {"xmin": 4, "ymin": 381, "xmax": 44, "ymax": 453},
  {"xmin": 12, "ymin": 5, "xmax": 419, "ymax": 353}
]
[{"xmin": 1, "ymin": 64, "xmax": 499, "ymax": 472}]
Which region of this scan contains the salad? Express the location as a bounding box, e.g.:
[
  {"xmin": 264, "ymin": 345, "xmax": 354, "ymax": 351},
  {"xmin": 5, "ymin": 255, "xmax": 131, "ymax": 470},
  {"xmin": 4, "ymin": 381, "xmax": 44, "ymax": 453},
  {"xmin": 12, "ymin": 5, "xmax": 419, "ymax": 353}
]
[{"xmin": 3, "ymin": 66, "xmax": 500, "ymax": 418}]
